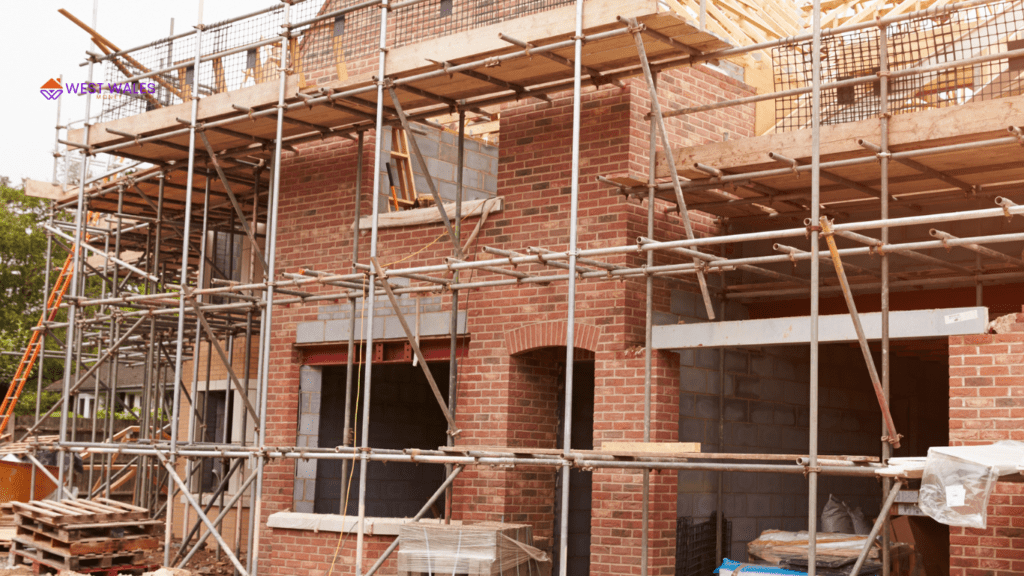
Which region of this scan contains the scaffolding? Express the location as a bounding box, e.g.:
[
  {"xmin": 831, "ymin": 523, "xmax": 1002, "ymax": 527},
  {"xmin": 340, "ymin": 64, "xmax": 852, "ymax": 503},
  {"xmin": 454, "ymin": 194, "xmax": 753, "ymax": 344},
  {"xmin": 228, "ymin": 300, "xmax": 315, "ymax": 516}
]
[{"xmin": 16, "ymin": 0, "xmax": 1024, "ymax": 574}]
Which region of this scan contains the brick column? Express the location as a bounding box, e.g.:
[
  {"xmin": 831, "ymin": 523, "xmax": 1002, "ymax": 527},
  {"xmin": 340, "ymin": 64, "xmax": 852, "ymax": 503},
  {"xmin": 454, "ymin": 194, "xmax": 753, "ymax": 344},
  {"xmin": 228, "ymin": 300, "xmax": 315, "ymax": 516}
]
[
  {"xmin": 948, "ymin": 308, "xmax": 1024, "ymax": 575},
  {"xmin": 592, "ymin": 348, "xmax": 680, "ymax": 576}
]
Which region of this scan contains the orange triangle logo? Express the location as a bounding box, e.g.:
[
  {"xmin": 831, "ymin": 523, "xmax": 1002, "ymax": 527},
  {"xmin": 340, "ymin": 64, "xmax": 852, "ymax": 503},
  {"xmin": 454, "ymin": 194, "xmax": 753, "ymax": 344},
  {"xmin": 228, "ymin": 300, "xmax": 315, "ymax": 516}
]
[{"xmin": 41, "ymin": 78, "xmax": 62, "ymax": 90}]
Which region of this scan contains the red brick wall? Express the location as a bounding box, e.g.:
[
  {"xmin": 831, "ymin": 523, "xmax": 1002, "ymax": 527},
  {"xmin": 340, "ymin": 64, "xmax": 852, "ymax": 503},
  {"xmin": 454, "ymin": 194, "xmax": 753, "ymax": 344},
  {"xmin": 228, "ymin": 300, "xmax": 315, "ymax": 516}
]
[
  {"xmin": 948, "ymin": 310, "xmax": 1024, "ymax": 576},
  {"xmin": 261, "ymin": 63, "xmax": 755, "ymax": 575}
]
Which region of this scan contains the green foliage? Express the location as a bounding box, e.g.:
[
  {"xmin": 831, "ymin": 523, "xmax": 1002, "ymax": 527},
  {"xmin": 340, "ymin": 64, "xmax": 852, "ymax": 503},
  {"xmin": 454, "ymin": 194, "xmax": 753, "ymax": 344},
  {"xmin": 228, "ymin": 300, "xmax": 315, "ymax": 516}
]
[
  {"xmin": 0, "ymin": 181, "xmax": 65, "ymax": 392},
  {"xmin": 13, "ymin": 389, "xmax": 61, "ymax": 416}
]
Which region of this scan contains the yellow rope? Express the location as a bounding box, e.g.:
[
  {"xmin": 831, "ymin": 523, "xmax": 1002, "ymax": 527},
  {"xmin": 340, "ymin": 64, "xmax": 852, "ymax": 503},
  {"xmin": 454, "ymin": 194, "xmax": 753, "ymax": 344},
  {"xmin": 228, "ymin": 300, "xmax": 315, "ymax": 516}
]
[
  {"xmin": 327, "ymin": 274, "xmax": 367, "ymax": 575},
  {"xmin": 325, "ymin": 207, "xmax": 479, "ymax": 573}
]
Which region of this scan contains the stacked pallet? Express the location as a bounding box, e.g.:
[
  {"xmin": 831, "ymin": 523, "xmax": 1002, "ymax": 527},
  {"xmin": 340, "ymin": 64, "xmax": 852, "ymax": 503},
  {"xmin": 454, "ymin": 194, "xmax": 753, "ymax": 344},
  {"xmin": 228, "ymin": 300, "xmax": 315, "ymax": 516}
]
[
  {"xmin": 10, "ymin": 498, "xmax": 162, "ymax": 574},
  {"xmin": 0, "ymin": 502, "xmax": 15, "ymax": 553}
]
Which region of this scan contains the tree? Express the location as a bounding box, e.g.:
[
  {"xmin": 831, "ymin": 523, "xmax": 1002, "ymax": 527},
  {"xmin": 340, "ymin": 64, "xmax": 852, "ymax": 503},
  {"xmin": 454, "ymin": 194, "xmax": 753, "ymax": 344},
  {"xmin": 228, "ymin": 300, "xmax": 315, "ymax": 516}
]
[{"xmin": 0, "ymin": 179, "xmax": 65, "ymax": 403}]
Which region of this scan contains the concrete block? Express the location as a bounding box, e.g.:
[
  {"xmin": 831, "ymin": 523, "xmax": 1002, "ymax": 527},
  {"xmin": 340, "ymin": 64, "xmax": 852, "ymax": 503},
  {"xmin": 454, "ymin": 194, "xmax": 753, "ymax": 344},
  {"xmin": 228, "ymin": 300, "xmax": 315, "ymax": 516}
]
[
  {"xmin": 725, "ymin": 398, "xmax": 749, "ymax": 423},
  {"xmin": 733, "ymin": 518, "xmax": 757, "ymax": 542},
  {"xmin": 694, "ymin": 493, "xmax": 717, "ymax": 516},
  {"xmin": 653, "ymin": 311, "xmax": 679, "ymax": 326},
  {"xmin": 750, "ymin": 353, "xmax": 772, "ymax": 376},
  {"xmin": 680, "ymin": 418, "xmax": 704, "ymax": 445},
  {"xmin": 748, "ymin": 494, "xmax": 771, "ymax": 517},
  {"xmin": 439, "ymin": 180, "xmax": 458, "ymax": 201},
  {"xmin": 734, "ymin": 376, "xmax": 759, "ymax": 399},
  {"xmin": 670, "ymin": 290, "xmax": 695, "ymax": 316},
  {"xmin": 299, "ymin": 413, "xmax": 319, "ymax": 436},
  {"xmin": 425, "ymin": 158, "xmax": 454, "ymax": 182},
  {"xmin": 299, "ymin": 367, "xmax": 321, "ymax": 393},
  {"xmin": 773, "ymin": 357, "xmax": 797, "ymax": 380},
  {"xmin": 703, "ymin": 423, "xmax": 720, "ymax": 448},
  {"xmin": 725, "ymin": 423, "xmax": 758, "ymax": 448},
  {"xmin": 676, "ymin": 492, "xmax": 694, "ymax": 516},
  {"xmin": 695, "ymin": 395, "xmax": 717, "ymax": 419},
  {"xmin": 678, "ymin": 393, "xmax": 696, "ymax": 416},
  {"xmin": 678, "ymin": 349, "xmax": 695, "ymax": 367},
  {"xmin": 294, "ymin": 499, "xmax": 313, "ymax": 514},
  {"xmin": 761, "ymin": 379, "xmax": 785, "ymax": 402},
  {"xmin": 462, "ymin": 169, "xmax": 482, "ymax": 190},
  {"xmin": 305, "ymin": 391, "xmax": 321, "ymax": 414},
  {"xmin": 484, "ymin": 174, "xmax": 497, "ymax": 193},
  {"xmin": 383, "ymin": 316, "xmax": 405, "ymax": 340},
  {"xmin": 677, "ymin": 471, "xmax": 710, "ymax": 493},
  {"xmin": 696, "ymin": 348, "xmax": 720, "ymax": 370},
  {"xmin": 296, "ymin": 321, "xmax": 325, "ymax": 344},
  {"xmin": 725, "ymin": 494, "xmax": 746, "ymax": 517},
  {"xmin": 439, "ymin": 143, "xmax": 457, "ymax": 164},
  {"xmin": 466, "ymin": 151, "xmax": 491, "ymax": 172},
  {"xmin": 749, "ymin": 403, "xmax": 783, "ymax": 429},
  {"xmin": 412, "ymin": 133, "xmax": 439, "ymax": 159},
  {"xmin": 325, "ymin": 319, "xmax": 351, "ymax": 342},
  {"xmin": 680, "ymin": 366, "xmax": 707, "ymax": 393},
  {"xmin": 725, "ymin": 350, "xmax": 748, "ymax": 373},
  {"xmin": 295, "ymin": 458, "xmax": 317, "ymax": 480},
  {"xmin": 773, "ymin": 406, "xmax": 796, "ymax": 426}
]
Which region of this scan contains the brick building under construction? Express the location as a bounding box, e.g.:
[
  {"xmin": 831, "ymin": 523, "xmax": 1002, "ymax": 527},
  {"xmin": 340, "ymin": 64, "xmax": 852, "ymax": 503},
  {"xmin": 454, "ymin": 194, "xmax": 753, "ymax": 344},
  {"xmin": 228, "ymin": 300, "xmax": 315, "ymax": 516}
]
[{"xmin": 9, "ymin": 0, "xmax": 1024, "ymax": 574}]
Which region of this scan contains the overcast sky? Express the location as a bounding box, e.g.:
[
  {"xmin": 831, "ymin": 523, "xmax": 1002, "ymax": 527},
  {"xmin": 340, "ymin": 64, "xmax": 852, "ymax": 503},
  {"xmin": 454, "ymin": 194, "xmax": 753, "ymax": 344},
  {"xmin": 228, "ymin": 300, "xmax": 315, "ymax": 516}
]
[{"xmin": 0, "ymin": 1, "xmax": 258, "ymax": 185}]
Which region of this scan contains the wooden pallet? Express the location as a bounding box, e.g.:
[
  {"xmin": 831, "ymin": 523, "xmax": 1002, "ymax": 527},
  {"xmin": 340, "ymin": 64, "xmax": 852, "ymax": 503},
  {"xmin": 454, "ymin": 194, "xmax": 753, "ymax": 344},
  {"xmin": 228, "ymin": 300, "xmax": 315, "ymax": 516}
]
[
  {"xmin": 15, "ymin": 520, "xmax": 161, "ymax": 555},
  {"xmin": 15, "ymin": 513, "xmax": 162, "ymax": 542},
  {"xmin": 12, "ymin": 539, "xmax": 145, "ymax": 572},
  {"xmin": 0, "ymin": 435, "xmax": 60, "ymax": 455},
  {"xmin": 12, "ymin": 497, "xmax": 149, "ymax": 527}
]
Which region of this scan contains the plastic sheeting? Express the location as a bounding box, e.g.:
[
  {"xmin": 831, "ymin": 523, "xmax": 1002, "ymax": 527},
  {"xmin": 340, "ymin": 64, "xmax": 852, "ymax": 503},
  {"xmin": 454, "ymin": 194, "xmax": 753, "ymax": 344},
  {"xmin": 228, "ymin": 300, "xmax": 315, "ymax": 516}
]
[
  {"xmin": 715, "ymin": 558, "xmax": 807, "ymax": 575},
  {"xmin": 919, "ymin": 440, "xmax": 1024, "ymax": 528}
]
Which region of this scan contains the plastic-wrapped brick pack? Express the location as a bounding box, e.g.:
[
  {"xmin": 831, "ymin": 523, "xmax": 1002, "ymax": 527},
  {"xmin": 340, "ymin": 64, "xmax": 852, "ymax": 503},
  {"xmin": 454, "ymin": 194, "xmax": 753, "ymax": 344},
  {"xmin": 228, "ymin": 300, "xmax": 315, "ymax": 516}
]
[
  {"xmin": 918, "ymin": 440, "xmax": 1024, "ymax": 528},
  {"xmin": 397, "ymin": 522, "xmax": 549, "ymax": 574}
]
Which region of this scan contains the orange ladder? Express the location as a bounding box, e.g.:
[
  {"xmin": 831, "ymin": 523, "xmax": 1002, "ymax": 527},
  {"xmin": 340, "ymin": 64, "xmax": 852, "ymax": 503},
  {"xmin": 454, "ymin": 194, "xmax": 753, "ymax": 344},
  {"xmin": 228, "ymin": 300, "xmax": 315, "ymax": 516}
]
[{"xmin": 0, "ymin": 211, "xmax": 99, "ymax": 436}]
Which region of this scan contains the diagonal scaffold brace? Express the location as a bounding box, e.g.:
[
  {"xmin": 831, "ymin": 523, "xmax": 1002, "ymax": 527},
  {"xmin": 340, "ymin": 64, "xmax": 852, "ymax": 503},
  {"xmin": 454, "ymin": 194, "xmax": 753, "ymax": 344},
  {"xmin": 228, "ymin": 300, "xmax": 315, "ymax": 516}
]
[
  {"xmin": 819, "ymin": 216, "xmax": 902, "ymax": 449},
  {"xmin": 371, "ymin": 257, "xmax": 460, "ymax": 437},
  {"xmin": 386, "ymin": 86, "xmax": 463, "ymax": 259},
  {"xmin": 626, "ymin": 17, "xmax": 716, "ymax": 320}
]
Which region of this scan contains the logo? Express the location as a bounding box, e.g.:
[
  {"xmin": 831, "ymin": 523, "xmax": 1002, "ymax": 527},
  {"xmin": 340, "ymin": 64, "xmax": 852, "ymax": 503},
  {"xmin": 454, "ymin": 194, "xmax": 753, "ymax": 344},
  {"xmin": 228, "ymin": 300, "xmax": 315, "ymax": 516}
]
[{"xmin": 40, "ymin": 78, "xmax": 63, "ymax": 100}]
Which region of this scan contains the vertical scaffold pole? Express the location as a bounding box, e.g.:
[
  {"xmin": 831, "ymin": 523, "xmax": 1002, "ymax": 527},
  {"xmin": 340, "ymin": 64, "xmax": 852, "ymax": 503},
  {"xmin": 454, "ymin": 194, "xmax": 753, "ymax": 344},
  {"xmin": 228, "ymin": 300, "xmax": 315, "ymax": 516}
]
[
  {"xmin": 356, "ymin": 1, "xmax": 389, "ymax": 572},
  {"xmin": 445, "ymin": 110, "xmax": 466, "ymax": 521},
  {"xmin": 808, "ymin": 0, "xmax": 823, "ymax": 574},
  {"xmin": 559, "ymin": 1, "xmax": 585, "ymax": 575},
  {"xmin": 58, "ymin": 0, "xmax": 99, "ymax": 501},
  {"xmin": 642, "ymin": 72, "xmax": 656, "ymax": 576},
  {"xmin": 341, "ymin": 131, "xmax": 364, "ymax": 512},
  {"xmin": 250, "ymin": 1, "xmax": 291, "ymax": 573},
  {"xmin": 879, "ymin": 22, "xmax": 893, "ymax": 576},
  {"xmin": 167, "ymin": 0, "xmax": 205, "ymax": 565}
]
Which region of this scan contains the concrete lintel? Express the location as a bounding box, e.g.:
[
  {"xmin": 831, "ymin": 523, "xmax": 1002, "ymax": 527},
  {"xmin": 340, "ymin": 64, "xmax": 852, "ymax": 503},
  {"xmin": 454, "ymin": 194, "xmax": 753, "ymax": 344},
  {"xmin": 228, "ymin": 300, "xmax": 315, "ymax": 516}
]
[{"xmin": 653, "ymin": 307, "xmax": 988, "ymax": 349}]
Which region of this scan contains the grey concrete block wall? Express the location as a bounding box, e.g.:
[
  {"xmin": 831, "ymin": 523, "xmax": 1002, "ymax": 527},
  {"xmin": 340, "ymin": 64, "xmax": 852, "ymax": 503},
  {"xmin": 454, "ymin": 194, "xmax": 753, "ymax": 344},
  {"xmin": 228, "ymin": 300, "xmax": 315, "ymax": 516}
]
[
  {"xmin": 298, "ymin": 290, "xmax": 468, "ymax": 345},
  {"xmin": 294, "ymin": 366, "xmax": 322, "ymax": 513},
  {"xmin": 375, "ymin": 124, "xmax": 498, "ymax": 210},
  {"xmin": 672, "ymin": 291, "xmax": 943, "ymax": 561}
]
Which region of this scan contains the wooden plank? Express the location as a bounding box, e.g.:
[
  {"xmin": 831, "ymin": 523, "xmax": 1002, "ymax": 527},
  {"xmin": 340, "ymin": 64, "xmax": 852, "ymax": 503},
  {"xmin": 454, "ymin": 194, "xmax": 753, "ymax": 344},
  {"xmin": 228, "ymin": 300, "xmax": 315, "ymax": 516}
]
[
  {"xmin": 23, "ymin": 180, "xmax": 80, "ymax": 203},
  {"xmin": 68, "ymin": 74, "xmax": 302, "ymax": 147},
  {"xmin": 441, "ymin": 445, "xmax": 878, "ymax": 462},
  {"xmin": 600, "ymin": 441, "xmax": 702, "ymax": 453},
  {"xmin": 660, "ymin": 93, "xmax": 1024, "ymax": 178}
]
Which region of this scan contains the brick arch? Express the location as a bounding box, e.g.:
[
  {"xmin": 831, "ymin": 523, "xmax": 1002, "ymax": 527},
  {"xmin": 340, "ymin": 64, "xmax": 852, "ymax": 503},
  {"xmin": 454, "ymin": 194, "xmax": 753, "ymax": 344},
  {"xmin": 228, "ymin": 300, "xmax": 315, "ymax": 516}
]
[{"xmin": 504, "ymin": 321, "xmax": 600, "ymax": 356}]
